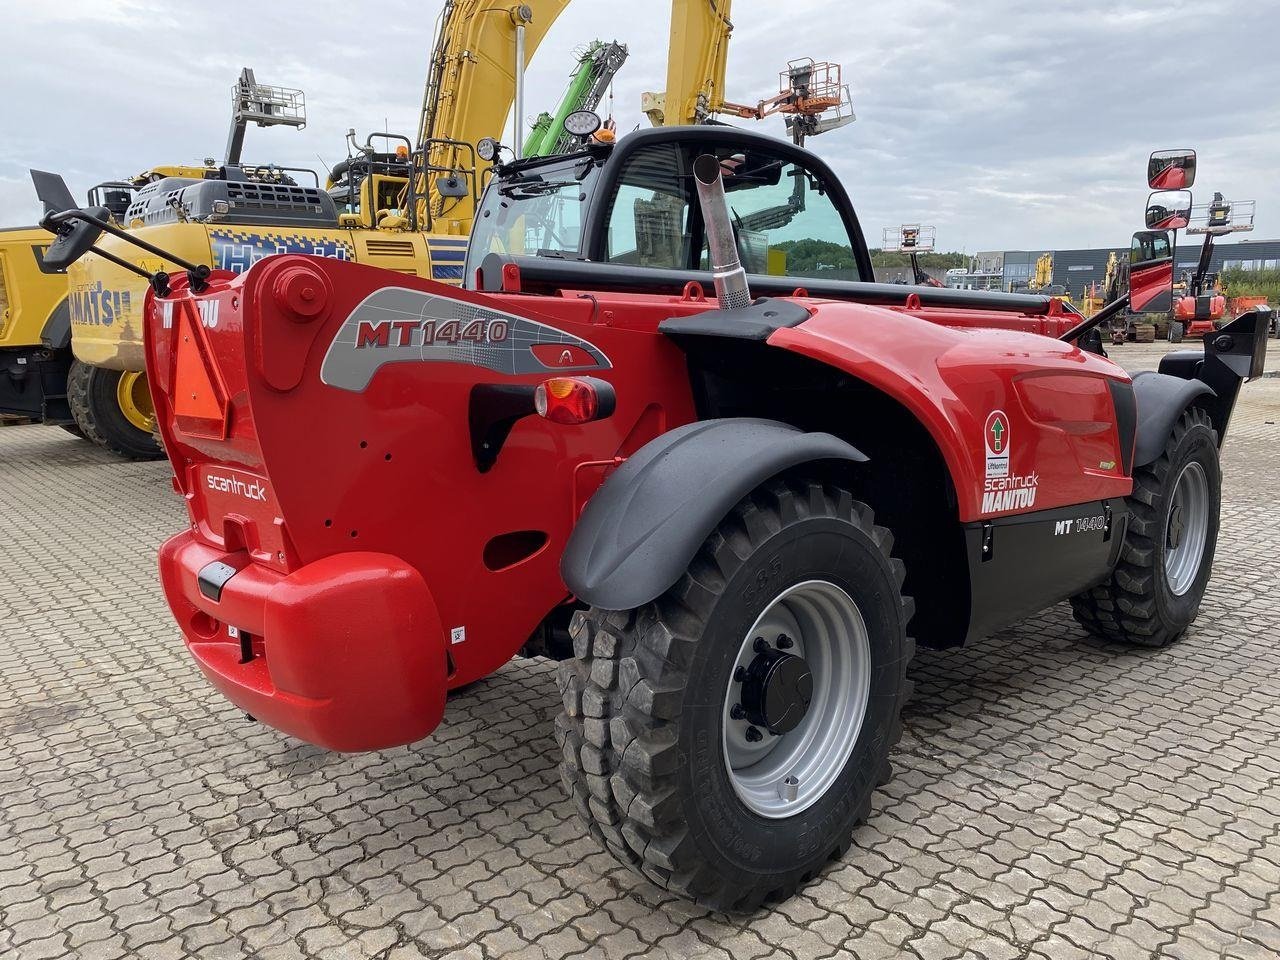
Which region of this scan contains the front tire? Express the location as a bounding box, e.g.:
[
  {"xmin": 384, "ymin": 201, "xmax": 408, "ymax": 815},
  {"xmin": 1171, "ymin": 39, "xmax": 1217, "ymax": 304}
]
[
  {"xmin": 67, "ymin": 361, "xmax": 162, "ymax": 461},
  {"xmin": 556, "ymin": 478, "xmax": 914, "ymax": 910},
  {"xmin": 1071, "ymin": 408, "xmax": 1220, "ymax": 647}
]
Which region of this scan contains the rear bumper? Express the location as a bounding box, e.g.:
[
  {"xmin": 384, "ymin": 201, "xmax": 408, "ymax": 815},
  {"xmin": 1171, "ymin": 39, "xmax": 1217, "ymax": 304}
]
[{"xmin": 159, "ymin": 533, "xmax": 448, "ymax": 752}]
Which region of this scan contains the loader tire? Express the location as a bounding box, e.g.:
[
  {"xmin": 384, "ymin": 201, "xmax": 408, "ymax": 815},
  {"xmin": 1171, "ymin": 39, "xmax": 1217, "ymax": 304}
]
[
  {"xmin": 555, "ymin": 478, "xmax": 914, "ymax": 911},
  {"xmin": 1168, "ymin": 321, "xmax": 1184, "ymax": 343},
  {"xmin": 67, "ymin": 360, "xmax": 162, "ymax": 461},
  {"xmin": 1071, "ymin": 408, "xmax": 1219, "ymax": 647}
]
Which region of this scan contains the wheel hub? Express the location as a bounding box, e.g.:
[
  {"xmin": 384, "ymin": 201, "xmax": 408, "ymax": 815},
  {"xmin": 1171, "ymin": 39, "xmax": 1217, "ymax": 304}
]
[
  {"xmin": 739, "ymin": 649, "xmax": 812, "ymax": 735},
  {"xmin": 721, "ymin": 579, "xmax": 872, "ymax": 819},
  {"xmin": 1164, "ymin": 461, "xmax": 1210, "ymax": 596}
]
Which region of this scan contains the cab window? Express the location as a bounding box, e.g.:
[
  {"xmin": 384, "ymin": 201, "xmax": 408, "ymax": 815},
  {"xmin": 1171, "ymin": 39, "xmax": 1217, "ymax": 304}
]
[
  {"xmin": 1131, "ymin": 231, "xmax": 1171, "ymax": 265},
  {"xmin": 606, "ymin": 143, "xmax": 692, "ymax": 269},
  {"xmin": 467, "ymin": 156, "xmax": 599, "ymax": 264},
  {"xmin": 604, "ymin": 142, "xmax": 856, "ymax": 279}
]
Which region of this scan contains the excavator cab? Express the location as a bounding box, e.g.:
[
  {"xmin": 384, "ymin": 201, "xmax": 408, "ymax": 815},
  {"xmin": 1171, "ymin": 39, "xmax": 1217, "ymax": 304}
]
[
  {"xmin": 327, "ymin": 133, "xmax": 417, "ymax": 230},
  {"xmin": 86, "ymin": 182, "xmax": 137, "ymax": 221}
]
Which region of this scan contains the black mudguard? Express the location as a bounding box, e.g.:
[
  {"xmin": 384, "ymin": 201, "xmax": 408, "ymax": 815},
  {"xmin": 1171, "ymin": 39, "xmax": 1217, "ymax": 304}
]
[
  {"xmin": 1141, "ymin": 306, "xmax": 1272, "ymax": 462},
  {"xmin": 40, "ymin": 297, "xmax": 71, "ymax": 350},
  {"xmin": 561, "ymin": 418, "xmax": 867, "ymax": 611},
  {"xmin": 1130, "ymin": 371, "xmax": 1214, "ymax": 467}
]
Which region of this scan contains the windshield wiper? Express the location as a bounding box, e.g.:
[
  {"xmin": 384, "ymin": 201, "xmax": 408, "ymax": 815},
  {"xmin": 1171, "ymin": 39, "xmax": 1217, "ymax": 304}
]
[{"xmin": 498, "ymin": 179, "xmax": 580, "ymax": 199}]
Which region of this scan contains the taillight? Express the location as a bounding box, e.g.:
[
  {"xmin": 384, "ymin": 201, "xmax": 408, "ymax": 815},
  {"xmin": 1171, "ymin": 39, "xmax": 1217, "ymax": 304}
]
[{"xmin": 534, "ymin": 377, "xmax": 616, "ymax": 425}]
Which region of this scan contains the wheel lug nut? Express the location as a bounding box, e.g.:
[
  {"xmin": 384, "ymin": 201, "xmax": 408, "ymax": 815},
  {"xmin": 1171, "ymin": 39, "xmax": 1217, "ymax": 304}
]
[
  {"xmin": 780, "ymin": 775, "xmax": 799, "ymax": 802},
  {"xmin": 776, "ymin": 633, "xmax": 793, "ymax": 649},
  {"xmin": 745, "ymin": 726, "xmax": 763, "ymax": 742},
  {"xmin": 733, "ymin": 666, "xmax": 747, "ymax": 683},
  {"xmin": 753, "ymin": 637, "xmax": 770, "ymax": 653},
  {"xmin": 730, "ymin": 704, "xmax": 746, "ymax": 720}
]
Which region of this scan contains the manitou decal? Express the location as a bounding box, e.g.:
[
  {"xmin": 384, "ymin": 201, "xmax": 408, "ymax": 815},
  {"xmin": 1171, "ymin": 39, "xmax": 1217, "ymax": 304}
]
[
  {"xmin": 982, "ymin": 471, "xmax": 1039, "ymax": 513},
  {"xmin": 320, "ymin": 287, "xmax": 610, "ymax": 392}
]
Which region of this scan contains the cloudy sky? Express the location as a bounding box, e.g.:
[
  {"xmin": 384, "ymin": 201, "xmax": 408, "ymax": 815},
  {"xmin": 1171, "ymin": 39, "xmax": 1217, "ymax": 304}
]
[{"xmin": 3, "ymin": 0, "xmax": 1276, "ymax": 252}]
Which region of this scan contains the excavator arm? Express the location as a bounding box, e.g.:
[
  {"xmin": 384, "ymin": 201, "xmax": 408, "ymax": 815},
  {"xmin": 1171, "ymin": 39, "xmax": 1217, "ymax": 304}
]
[
  {"xmin": 642, "ymin": 0, "xmax": 734, "ymax": 126},
  {"xmin": 418, "ymin": 0, "xmax": 573, "ymax": 233}
]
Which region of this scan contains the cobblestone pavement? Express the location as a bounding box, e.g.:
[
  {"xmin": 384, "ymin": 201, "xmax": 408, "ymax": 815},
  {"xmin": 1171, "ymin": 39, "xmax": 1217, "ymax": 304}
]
[{"xmin": 1, "ymin": 344, "xmax": 1279, "ymax": 959}]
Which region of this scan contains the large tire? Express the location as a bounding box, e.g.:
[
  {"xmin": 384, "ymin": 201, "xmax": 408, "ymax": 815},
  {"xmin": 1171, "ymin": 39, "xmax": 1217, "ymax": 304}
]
[
  {"xmin": 556, "ymin": 478, "xmax": 915, "ymax": 910},
  {"xmin": 1168, "ymin": 321, "xmax": 1185, "ymax": 343},
  {"xmin": 67, "ymin": 360, "xmax": 162, "ymax": 461},
  {"xmin": 1071, "ymin": 408, "xmax": 1220, "ymax": 647}
]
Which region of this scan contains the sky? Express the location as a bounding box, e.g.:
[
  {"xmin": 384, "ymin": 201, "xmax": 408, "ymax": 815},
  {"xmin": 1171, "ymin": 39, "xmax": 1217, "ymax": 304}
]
[{"xmin": 2, "ymin": 0, "xmax": 1277, "ymax": 253}]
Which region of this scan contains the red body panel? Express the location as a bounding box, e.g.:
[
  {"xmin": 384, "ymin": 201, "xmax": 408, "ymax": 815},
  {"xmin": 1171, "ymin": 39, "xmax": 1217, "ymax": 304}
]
[
  {"xmin": 769, "ymin": 303, "xmax": 1133, "ymax": 520},
  {"xmin": 146, "ymin": 256, "xmax": 1137, "ymax": 750}
]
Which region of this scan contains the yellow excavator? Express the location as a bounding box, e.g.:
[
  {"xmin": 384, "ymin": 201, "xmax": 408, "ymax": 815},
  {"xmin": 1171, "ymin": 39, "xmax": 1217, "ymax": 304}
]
[{"xmin": 36, "ymin": 2, "xmax": 571, "ymax": 458}]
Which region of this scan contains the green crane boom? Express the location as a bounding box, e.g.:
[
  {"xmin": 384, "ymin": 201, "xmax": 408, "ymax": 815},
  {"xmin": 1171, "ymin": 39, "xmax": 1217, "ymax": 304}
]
[{"xmin": 526, "ymin": 40, "xmax": 629, "ymax": 157}]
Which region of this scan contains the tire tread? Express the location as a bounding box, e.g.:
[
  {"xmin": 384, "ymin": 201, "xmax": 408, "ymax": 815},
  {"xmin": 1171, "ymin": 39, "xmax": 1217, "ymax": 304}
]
[{"xmin": 556, "ymin": 478, "xmax": 914, "ymax": 910}]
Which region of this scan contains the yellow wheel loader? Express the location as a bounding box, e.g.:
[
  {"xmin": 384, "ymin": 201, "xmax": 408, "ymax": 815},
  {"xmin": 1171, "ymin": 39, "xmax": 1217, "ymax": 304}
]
[{"xmin": 0, "ymin": 180, "xmax": 139, "ymax": 440}]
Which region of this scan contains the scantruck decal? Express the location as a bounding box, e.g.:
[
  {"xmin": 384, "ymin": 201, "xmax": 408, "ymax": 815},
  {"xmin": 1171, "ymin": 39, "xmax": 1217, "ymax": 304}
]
[{"xmin": 320, "ymin": 287, "xmax": 610, "ymax": 392}]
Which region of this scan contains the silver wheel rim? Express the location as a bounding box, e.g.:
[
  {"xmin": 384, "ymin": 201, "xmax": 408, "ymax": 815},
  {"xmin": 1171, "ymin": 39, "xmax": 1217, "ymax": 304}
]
[
  {"xmin": 721, "ymin": 579, "xmax": 871, "ymax": 819},
  {"xmin": 1165, "ymin": 460, "xmax": 1209, "ymax": 596}
]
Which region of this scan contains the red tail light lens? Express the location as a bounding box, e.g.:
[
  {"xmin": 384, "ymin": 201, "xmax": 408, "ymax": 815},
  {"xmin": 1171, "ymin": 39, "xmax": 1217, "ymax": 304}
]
[{"xmin": 534, "ymin": 377, "xmax": 616, "ymax": 424}]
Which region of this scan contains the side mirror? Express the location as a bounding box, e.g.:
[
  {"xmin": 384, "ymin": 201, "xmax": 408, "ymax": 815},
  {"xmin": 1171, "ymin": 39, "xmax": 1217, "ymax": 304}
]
[
  {"xmin": 39, "ymin": 207, "xmax": 110, "ymax": 271},
  {"xmin": 435, "ymin": 174, "xmax": 469, "ymax": 198},
  {"xmin": 1145, "ymin": 189, "xmax": 1192, "ymax": 230},
  {"xmin": 1148, "ymin": 149, "xmax": 1196, "ymax": 190},
  {"xmin": 1129, "ymin": 229, "xmax": 1173, "ymax": 314}
]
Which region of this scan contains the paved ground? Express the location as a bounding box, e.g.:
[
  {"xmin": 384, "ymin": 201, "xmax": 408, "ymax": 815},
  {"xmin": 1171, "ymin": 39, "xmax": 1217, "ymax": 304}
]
[{"xmin": 1, "ymin": 341, "xmax": 1279, "ymax": 960}]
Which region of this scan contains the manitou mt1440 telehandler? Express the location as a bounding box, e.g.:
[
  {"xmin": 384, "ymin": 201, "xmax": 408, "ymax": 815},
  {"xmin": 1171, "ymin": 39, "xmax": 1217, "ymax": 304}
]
[{"xmin": 39, "ymin": 125, "xmax": 1266, "ymax": 910}]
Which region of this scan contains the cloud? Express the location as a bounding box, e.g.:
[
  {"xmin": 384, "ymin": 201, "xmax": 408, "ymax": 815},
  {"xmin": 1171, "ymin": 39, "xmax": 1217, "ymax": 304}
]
[{"xmin": 3, "ymin": 0, "xmax": 1276, "ymax": 253}]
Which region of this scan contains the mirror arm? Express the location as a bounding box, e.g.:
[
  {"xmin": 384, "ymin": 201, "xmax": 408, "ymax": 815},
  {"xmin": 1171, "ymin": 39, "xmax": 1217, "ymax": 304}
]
[
  {"xmin": 1059, "ymin": 293, "xmax": 1131, "ymax": 343},
  {"xmin": 84, "ymin": 244, "xmax": 172, "ymax": 297},
  {"xmin": 44, "ymin": 208, "xmax": 211, "ymax": 292}
]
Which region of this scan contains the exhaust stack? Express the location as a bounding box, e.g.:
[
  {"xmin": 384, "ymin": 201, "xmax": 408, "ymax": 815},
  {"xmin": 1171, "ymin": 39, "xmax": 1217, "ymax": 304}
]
[{"xmin": 693, "ymin": 153, "xmax": 752, "ymax": 310}]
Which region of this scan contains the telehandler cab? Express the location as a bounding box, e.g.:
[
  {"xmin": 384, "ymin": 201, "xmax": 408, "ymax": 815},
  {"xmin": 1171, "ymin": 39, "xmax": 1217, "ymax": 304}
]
[{"xmin": 53, "ymin": 125, "xmax": 1265, "ymax": 909}]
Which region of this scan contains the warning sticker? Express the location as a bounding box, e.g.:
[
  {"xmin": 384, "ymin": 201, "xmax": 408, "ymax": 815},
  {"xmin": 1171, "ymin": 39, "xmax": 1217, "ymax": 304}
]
[{"xmin": 984, "ymin": 410, "xmax": 1010, "ymax": 478}]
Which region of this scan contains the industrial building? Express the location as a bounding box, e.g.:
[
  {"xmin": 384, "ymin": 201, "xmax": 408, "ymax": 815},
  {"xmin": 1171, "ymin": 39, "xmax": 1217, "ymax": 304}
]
[{"xmin": 951, "ymin": 239, "xmax": 1280, "ymax": 299}]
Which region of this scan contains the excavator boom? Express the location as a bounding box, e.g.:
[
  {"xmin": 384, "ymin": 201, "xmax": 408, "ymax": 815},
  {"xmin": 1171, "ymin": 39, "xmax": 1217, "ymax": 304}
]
[
  {"xmin": 642, "ymin": 0, "xmax": 734, "ymax": 125},
  {"xmin": 418, "ymin": 0, "xmax": 573, "ymax": 232}
]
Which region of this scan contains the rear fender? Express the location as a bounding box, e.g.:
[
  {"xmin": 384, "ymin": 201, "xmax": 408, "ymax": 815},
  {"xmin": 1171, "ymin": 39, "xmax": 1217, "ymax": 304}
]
[
  {"xmin": 1130, "ymin": 372, "xmax": 1214, "ymax": 467},
  {"xmin": 561, "ymin": 418, "xmax": 867, "ymax": 610}
]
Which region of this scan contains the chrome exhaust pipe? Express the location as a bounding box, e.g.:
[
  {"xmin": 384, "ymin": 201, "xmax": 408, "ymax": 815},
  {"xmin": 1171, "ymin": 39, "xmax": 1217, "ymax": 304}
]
[{"xmin": 693, "ymin": 153, "xmax": 752, "ymax": 310}]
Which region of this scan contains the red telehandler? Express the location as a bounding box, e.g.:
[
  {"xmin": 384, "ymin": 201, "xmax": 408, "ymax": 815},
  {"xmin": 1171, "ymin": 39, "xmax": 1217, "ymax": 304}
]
[{"xmin": 39, "ymin": 128, "xmax": 1268, "ymax": 910}]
